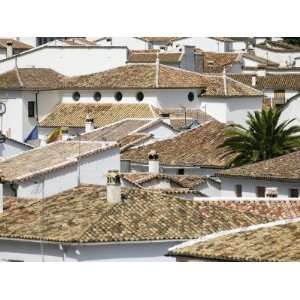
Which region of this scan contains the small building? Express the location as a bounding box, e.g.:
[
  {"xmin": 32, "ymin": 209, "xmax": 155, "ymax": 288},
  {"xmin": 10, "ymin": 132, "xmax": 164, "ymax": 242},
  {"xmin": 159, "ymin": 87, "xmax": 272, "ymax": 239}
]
[
  {"xmin": 0, "ymin": 140, "xmax": 119, "ymax": 198},
  {"xmin": 168, "ymin": 218, "xmax": 300, "ymax": 262},
  {"xmin": 217, "ymin": 151, "xmax": 300, "ymax": 198},
  {"xmin": 0, "ymin": 181, "xmax": 267, "ymax": 262},
  {"xmin": 279, "ymin": 93, "xmax": 300, "ymax": 127},
  {"xmin": 121, "ymin": 120, "xmax": 233, "ymax": 177}
]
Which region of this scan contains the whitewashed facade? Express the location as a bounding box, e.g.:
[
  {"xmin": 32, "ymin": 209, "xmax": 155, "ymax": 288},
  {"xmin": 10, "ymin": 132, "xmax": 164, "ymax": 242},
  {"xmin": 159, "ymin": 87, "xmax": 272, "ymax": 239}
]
[{"xmin": 0, "ymin": 138, "xmax": 32, "ymax": 158}]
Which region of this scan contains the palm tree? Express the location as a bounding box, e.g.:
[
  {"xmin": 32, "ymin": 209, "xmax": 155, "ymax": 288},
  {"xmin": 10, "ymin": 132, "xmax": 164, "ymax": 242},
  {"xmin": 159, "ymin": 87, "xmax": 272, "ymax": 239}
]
[{"xmin": 219, "ymin": 109, "xmax": 300, "ymax": 167}]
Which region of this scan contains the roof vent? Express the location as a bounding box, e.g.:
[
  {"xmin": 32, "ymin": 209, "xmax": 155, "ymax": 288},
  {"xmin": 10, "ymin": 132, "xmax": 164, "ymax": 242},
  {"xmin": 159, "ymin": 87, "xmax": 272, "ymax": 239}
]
[{"xmin": 148, "ymin": 150, "xmax": 159, "ymax": 173}]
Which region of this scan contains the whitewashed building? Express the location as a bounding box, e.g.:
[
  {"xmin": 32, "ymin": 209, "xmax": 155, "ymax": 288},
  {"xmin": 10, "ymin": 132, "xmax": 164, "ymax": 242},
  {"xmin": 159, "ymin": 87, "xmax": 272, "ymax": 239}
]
[
  {"xmin": 0, "ymin": 38, "xmax": 31, "ymax": 60},
  {"xmin": 0, "ymin": 140, "xmax": 120, "ymax": 198},
  {"xmin": 0, "ymin": 136, "xmax": 33, "ymax": 158},
  {"xmin": 280, "ymin": 93, "xmax": 300, "ymax": 127},
  {"xmin": 0, "ymin": 179, "xmax": 265, "ymax": 262},
  {"xmin": 217, "ymin": 151, "xmax": 300, "ymax": 198}
]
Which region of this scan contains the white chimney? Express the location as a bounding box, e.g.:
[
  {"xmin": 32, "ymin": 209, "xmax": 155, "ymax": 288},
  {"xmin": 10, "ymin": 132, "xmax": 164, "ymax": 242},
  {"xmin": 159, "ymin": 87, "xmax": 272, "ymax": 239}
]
[
  {"xmin": 251, "ymin": 75, "xmax": 257, "ymax": 87},
  {"xmin": 85, "ymin": 114, "xmax": 95, "ymax": 133},
  {"xmin": 61, "ymin": 127, "xmax": 70, "ymax": 141},
  {"xmin": 148, "ymin": 150, "xmax": 159, "ymax": 173},
  {"xmin": 0, "ymin": 183, "xmax": 3, "ymax": 213},
  {"xmin": 40, "ymin": 136, "xmax": 47, "ymax": 147},
  {"xmin": 160, "ymin": 113, "xmax": 171, "ymax": 125},
  {"xmin": 265, "ymin": 187, "xmax": 278, "ymax": 198},
  {"xmin": 107, "ymin": 170, "xmax": 121, "ymax": 203},
  {"xmin": 6, "ymin": 41, "xmax": 13, "ymax": 58}
]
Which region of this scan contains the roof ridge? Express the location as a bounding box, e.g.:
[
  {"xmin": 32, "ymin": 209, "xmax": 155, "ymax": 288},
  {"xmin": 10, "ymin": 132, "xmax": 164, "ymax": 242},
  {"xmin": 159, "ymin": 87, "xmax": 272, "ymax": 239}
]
[{"xmin": 15, "ymin": 67, "xmax": 24, "ymax": 88}]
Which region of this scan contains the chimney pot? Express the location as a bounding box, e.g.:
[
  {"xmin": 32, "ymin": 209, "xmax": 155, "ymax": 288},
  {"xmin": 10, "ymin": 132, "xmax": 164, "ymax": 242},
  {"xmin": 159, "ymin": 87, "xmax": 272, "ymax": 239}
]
[
  {"xmin": 107, "ymin": 170, "xmax": 121, "ymax": 203},
  {"xmin": 85, "ymin": 114, "xmax": 95, "ymax": 133},
  {"xmin": 148, "ymin": 150, "xmax": 159, "ymax": 173},
  {"xmin": 6, "ymin": 41, "xmax": 13, "ymax": 58}
]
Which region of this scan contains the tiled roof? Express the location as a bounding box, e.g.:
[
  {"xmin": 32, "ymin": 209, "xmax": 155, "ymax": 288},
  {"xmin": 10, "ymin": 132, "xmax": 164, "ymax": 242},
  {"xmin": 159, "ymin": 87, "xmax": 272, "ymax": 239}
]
[
  {"xmin": 128, "ymin": 50, "xmax": 183, "ymax": 64},
  {"xmin": 217, "ymin": 151, "xmax": 300, "ymax": 182},
  {"xmin": 39, "ymin": 103, "xmax": 157, "ymax": 128},
  {"xmin": 0, "ymin": 38, "xmax": 32, "ymax": 50},
  {"xmin": 0, "ymin": 141, "xmax": 118, "ymax": 183},
  {"xmin": 0, "ymin": 185, "xmax": 268, "ymax": 243},
  {"xmin": 122, "ymin": 121, "xmax": 234, "ymax": 168},
  {"xmin": 229, "ymin": 73, "xmax": 300, "ymax": 90},
  {"xmin": 0, "ymin": 68, "xmax": 65, "ymax": 90},
  {"xmin": 256, "ymin": 41, "xmax": 300, "ymax": 53},
  {"xmin": 63, "ymin": 64, "xmax": 262, "ymax": 96},
  {"xmin": 62, "ymin": 38, "xmax": 97, "ymax": 46},
  {"xmin": 118, "ymin": 133, "xmax": 153, "ymax": 152},
  {"xmin": 122, "ymin": 173, "xmax": 206, "ymax": 189},
  {"xmin": 79, "ymin": 119, "xmax": 151, "ymax": 142},
  {"xmin": 169, "ymin": 219, "xmax": 300, "ymax": 261},
  {"xmin": 197, "ymin": 51, "xmax": 241, "ymax": 73},
  {"xmin": 242, "ymin": 53, "xmax": 279, "ymax": 67}
]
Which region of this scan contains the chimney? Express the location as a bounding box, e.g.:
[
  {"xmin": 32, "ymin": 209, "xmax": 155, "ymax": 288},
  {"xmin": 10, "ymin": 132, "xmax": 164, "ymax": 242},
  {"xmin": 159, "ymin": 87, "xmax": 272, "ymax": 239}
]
[
  {"xmin": 148, "ymin": 150, "xmax": 159, "ymax": 173},
  {"xmin": 106, "ymin": 170, "xmax": 121, "ymax": 203},
  {"xmin": 40, "ymin": 136, "xmax": 47, "ymax": 147},
  {"xmin": 6, "ymin": 41, "xmax": 13, "ymax": 58},
  {"xmin": 61, "ymin": 127, "xmax": 70, "ymax": 141},
  {"xmin": 251, "ymin": 75, "xmax": 257, "ymax": 87},
  {"xmin": 265, "ymin": 187, "xmax": 278, "ymax": 198},
  {"xmin": 160, "ymin": 113, "xmax": 171, "ymax": 125},
  {"xmin": 85, "ymin": 114, "xmax": 95, "ymax": 133},
  {"xmin": 0, "ymin": 183, "xmax": 3, "ymax": 213}
]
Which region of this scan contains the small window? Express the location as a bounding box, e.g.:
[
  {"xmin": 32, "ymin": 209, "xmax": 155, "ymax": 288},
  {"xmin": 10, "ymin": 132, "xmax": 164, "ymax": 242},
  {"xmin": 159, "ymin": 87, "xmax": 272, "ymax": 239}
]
[
  {"xmin": 235, "ymin": 184, "xmax": 242, "ymax": 197},
  {"xmin": 136, "ymin": 92, "xmax": 144, "ymax": 102},
  {"xmin": 177, "ymin": 168, "xmax": 185, "ymax": 175},
  {"xmin": 72, "ymin": 91, "xmax": 80, "ymax": 101},
  {"xmin": 188, "ymin": 92, "xmax": 194, "ymax": 102},
  {"xmin": 289, "ymin": 189, "xmax": 299, "ymax": 198},
  {"xmin": 115, "ymin": 92, "xmax": 123, "ymax": 101},
  {"xmin": 28, "ymin": 101, "xmax": 35, "ymax": 118},
  {"xmin": 94, "ymin": 92, "xmax": 101, "ymax": 101},
  {"xmin": 256, "ymin": 186, "xmax": 266, "ymax": 198}
]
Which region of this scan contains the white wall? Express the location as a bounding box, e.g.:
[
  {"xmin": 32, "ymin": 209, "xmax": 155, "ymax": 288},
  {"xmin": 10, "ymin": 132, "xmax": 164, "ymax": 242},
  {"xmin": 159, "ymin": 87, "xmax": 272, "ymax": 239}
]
[
  {"xmin": 0, "ymin": 140, "xmax": 31, "ymax": 158},
  {"xmin": 0, "ymin": 46, "xmax": 129, "ymax": 76},
  {"xmin": 280, "ymin": 94, "xmax": 300, "ymax": 127},
  {"xmin": 0, "ymin": 240, "xmax": 179, "ymax": 262},
  {"xmin": 177, "ymin": 38, "xmax": 226, "ymax": 52},
  {"xmin": 221, "ymin": 177, "xmax": 300, "ymax": 198},
  {"xmin": 140, "ymin": 122, "xmax": 177, "ymax": 141},
  {"xmin": 96, "ymin": 37, "xmax": 148, "ymax": 50},
  {"xmin": 15, "ymin": 147, "xmax": 120, "ymax": 198}
]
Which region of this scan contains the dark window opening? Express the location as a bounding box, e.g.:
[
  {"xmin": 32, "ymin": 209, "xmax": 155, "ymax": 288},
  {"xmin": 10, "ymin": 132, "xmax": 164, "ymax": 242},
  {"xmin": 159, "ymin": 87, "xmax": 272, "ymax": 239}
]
[
  {"xmin": 289, "ymin": 189, "xmax": 299, "ymax": 198},
  {"xmin": 28, "ymin": 101, "xmax": 35, "ymax": 118},
  {"xmin": 177, "ymin": 168, "xmax": 185, "ymax": 175},
  {"xmin": 235, "ymin": 184, "xmax": 242, "ymax": 197},
  {"xmin": 115, "ymin": 92, "xmax": 123, "ymax": 101},
  {"xmin": 72, "ymin": 92, "xmax": 80, "ymax": 101},
  {"xmin": 94, "ymin": 92, "xmax": 101, "ymax": 101},
  {"xmin": 256, "ymin": 186, "xmax": 266, "ymax": 198},
  {"xmin": 136, "ymin": 92, "xmax": 144, "ymax": 102},
  {"xmin": 188, "ymin": 92, "xmax": 194, "ymax": 102}
]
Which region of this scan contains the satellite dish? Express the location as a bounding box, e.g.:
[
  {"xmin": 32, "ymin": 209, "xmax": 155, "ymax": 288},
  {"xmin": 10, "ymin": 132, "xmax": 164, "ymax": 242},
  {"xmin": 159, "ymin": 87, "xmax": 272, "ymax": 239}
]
[{"xmin": 0, "ymin": 102, "xmax": 6, "ymax": 116}]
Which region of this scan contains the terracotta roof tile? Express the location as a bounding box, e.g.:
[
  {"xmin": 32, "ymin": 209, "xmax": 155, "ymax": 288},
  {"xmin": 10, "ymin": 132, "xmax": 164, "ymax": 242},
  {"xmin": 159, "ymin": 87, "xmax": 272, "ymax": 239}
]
[
  {"xmin": 122, "ymin": 121, "xmax": 234, "ymax": 168},
  {"xmin": 0, "ymin": 68, "xmax": 65, "ymax": 90},
  {"xmin": 0, "ymin": 140, "xmax": 118, "ymax": 182},
  {"xmin": 0, "ymin": 185, "xmax": 268, "ymax": 243},
  {"xmin": 217, "ymin": 151, "xmax": 300, "ymax": 182},
  {"xmin": 0, "ymin": 38, "xmax": 32, "ymax": 50},
  {"xmin": 39, "ymin": 103, "xmax": 157, "ymax": 128},
  {"xmin": 128, "ymin": 50, "xmax": 183, "ymax": 64},
  {"xmin": 169, "ymin": 219, "xmax": 300, "ymax": 261}
]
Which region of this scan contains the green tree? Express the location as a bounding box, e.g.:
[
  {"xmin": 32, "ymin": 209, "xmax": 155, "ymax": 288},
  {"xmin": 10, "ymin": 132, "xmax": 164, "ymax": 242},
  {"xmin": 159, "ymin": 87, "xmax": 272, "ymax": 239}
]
[{"xmin": 219, "ymin": 109, "xmax": 300, "ymax": 167}]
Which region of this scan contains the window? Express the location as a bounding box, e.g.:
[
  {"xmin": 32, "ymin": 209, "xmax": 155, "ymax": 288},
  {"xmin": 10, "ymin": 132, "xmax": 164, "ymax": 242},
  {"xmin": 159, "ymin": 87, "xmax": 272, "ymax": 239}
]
[
  {"xmin": 188, "ymin": 92, "xmax": 194, "ymax": 102},
  {"xmin": 235, "ymin": 184, "xmax": 242, "ymax": 197},
  {"xmin": 256, "ymin": 186, "xmax": 266, "ymax": 198},
  {"xmin": 72, "ymin": 91, "xmax": 80, "ymax": 101},
  {"xmin": 289, "ymin": 189, "xmax": 299, "ymax": 198},
  {"xmin": 115, "ymin": 92, "xmax": 123, "ymax": 101},
  {"xmin": 177, "ymin": 168, "xmax": 185, "ymax": 175},
  {"xmin": 93, "ymin": 92, "xmax": 101, "ymax": 101},
  {"xmin": 28, "ymin": 101, "xmax": 35, "ymax": 118},
  {"xmin": 273, "ymin": 90, "xmax": 285, "ymax": 106},
  {"xmin": 136, "ymin": 92, "xmax": 144, "ymax": 102}
]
